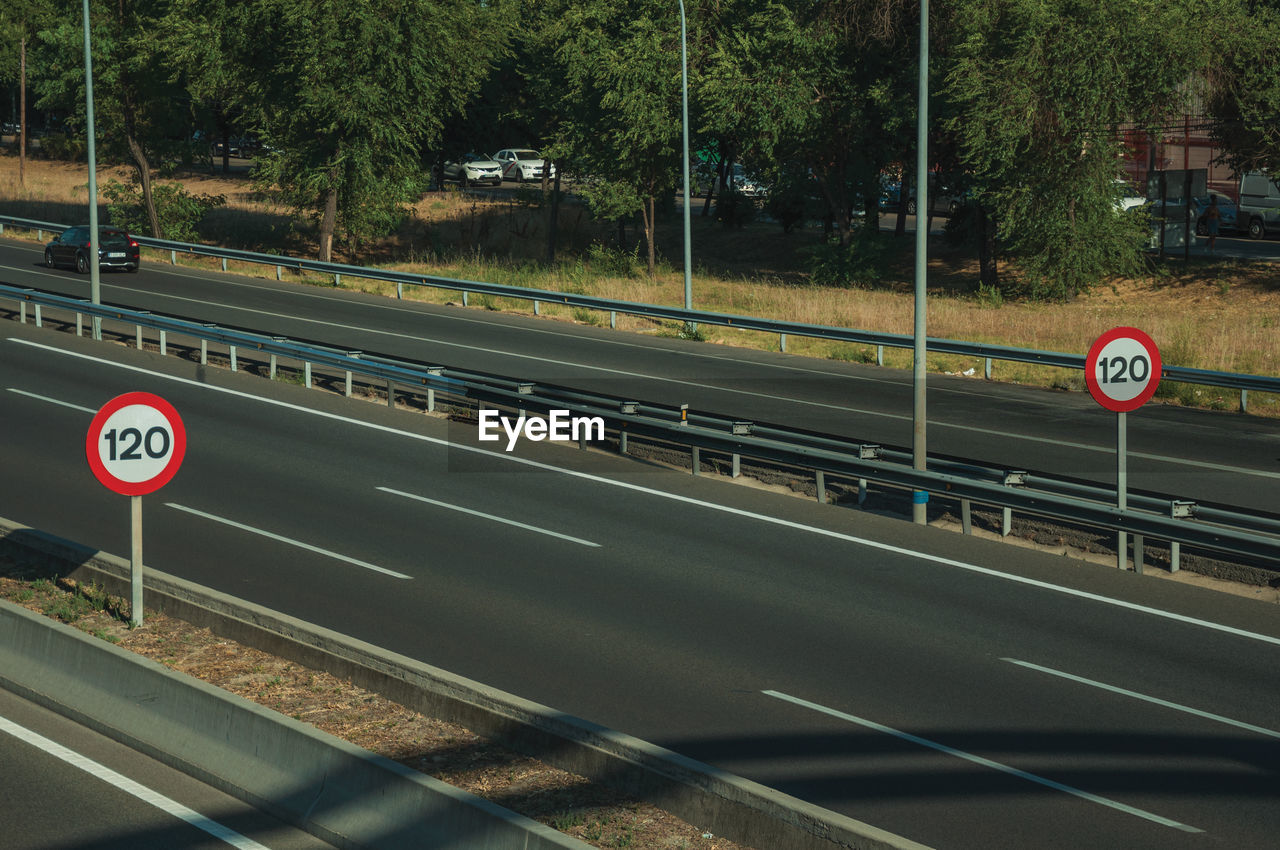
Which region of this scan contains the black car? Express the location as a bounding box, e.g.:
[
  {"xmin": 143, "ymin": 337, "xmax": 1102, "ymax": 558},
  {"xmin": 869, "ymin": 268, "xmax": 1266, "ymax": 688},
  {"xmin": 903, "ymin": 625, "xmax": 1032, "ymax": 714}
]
[{"xmin": 44, "ymin": 226, "xmax": 140, "ymax": 273}]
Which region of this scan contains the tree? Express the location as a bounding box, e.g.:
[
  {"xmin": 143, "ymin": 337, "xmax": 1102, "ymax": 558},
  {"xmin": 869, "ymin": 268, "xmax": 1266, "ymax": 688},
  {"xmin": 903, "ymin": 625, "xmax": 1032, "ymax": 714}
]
[
  {"xmin": 944, "ymin": 0, "xmax": 1208, "ymax": 299},
  {"xmin": 0, "ymin": 0, "xmax": 54, "ymax": 187},
  {"xmin": 548, "ymin": 0, "xmax": 689, "ymax": 275},
  {"xmin": 243, "ymin": 0, "xmax": 503, "ymax": 262},
  {"xmin": 1205, "ymin": 1, "xmax": 1280, "ymax": 178},
  {"xmin": 33, "ymin": 0, "xmax": 188, "ymax": 237},
  {"xmin": 160, "ymin": 0, "xmax": 255, "ymax": 174}
]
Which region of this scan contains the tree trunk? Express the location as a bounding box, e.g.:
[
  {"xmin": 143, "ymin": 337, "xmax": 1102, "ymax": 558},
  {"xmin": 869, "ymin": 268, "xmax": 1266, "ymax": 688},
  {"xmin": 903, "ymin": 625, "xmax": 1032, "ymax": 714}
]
[
  {"xmin": 318, "ymin": 185, "xmax": 338, "ymax": 262},
  {"xmin": 976, "ymin": 204, "xmax": 999, "ymax": 289},
  {"xmin": 546, "ymin": 164, "xmax": 561, "ymax": 265},
  {"xmin": 639, "ymin": 196, "xmax": 656, "ymax": 275},
  {"xmin": 126, "ymin": 134, "xmax": 162, "ymax": 238},
  {"xmin": 895, "ymin": 175, "xmax": 908, "ymax": 237},
  {"xmin": 19, "ymin": 36, "xmax": 26, "ymax": 188},
  {"xmin": 616, "ymin": 217, "xmax": 627, "ymax": 252}
]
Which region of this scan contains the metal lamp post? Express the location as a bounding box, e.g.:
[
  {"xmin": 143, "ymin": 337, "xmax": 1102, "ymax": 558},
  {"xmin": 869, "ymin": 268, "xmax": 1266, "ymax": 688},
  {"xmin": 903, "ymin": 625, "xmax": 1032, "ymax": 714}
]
[
  {"xmin": 911, "ymin": 0, "xmax": 929, "ymax": 524},
  {"xmin": 679, "ymin": 0, "xmax": 692, "ymax": 314},
  {"xmin": 82, "ymin": 0, "xmax": 101, "ymax": 340}
]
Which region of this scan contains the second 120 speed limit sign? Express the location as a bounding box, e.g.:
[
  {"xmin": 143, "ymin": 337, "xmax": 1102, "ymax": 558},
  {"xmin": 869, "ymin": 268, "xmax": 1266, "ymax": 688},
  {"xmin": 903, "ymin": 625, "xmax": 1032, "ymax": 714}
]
[
  {"xmin": 1085, "ymin": 327, "xmax": 1162, "ymax": 413},
  {"xmin": 85, "ymin": 392, "xmax": 187, "ymax": 496}
]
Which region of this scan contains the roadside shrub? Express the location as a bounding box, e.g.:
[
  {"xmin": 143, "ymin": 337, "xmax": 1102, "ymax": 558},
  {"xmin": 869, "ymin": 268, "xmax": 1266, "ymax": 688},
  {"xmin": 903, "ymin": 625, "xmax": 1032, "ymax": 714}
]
[
  {"xmin": 37, "ymin": 133, "xmax": 87, "ymax": 162},
  {"xmin": 806, "ymin": 226, "xmax": 897, "ymax": 288},
  {"xmin": 713, "ymin": 190, "xmax": 758, "ymax": 229},
  {"xmin": 103, "ymin": 179, "xmax": 226, "ymax": 242}
]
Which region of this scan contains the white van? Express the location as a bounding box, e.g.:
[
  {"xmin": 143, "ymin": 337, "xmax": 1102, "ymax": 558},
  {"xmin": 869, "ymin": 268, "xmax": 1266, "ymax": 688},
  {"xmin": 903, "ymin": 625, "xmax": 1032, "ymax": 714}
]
[{"xmin": 1238, "ymin": 171, "xmax": 1280, "ymax": 239}]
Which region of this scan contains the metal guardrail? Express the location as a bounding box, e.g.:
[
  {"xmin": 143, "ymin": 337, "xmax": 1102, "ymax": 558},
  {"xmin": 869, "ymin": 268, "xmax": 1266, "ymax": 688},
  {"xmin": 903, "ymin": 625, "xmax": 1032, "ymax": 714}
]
[
  {"xmin": 5, "ymin": 283, "xmax": 1279, "ymax": 570},
  {"xmin": 3, "ymin": 214, "xmax": 1279, "ymax": 409}
]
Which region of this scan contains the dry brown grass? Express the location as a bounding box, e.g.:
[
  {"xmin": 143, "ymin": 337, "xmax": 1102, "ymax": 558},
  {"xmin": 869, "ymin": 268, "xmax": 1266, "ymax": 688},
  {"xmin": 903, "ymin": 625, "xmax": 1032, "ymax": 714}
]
[{"xmin": 3, "ymin": 150, "xmax": 1278, "ymax": 414}]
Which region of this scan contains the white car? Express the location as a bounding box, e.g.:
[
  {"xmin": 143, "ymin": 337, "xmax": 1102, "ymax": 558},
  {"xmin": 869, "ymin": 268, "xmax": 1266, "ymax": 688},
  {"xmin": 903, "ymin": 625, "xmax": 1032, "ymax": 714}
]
[
  {"xmin": 442, "ymin": 153, "xmax": 503, "ymax": 187},
  {"xmin": 494, "ymin": 149, "xmax": 557, "ymax": 183}
]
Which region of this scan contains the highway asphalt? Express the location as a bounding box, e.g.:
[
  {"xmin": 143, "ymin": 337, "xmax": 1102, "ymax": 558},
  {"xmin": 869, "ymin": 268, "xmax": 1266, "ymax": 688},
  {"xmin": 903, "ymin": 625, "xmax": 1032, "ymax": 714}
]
[
  {"xmin": 2, "ymin": 236, "xmax": 1278, "ymax": 522},
  {"xmin": 0, "ymin": 687, "xmax": 333, "ymax": 849},
  {"xmin": 2, "ymin": 320, "xmax": 1278, "ymax": 848}
]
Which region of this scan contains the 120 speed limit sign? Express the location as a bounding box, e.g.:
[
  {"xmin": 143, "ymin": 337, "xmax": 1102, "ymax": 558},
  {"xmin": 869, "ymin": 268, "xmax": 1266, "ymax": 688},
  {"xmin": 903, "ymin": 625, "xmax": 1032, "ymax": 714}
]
[
  {"xmin": 1084, "ymin": 327, "xmax": 1162, "ymax": 412},
  {"xmin": 85, "ymin": 392, "xmax": 186, "ymax": 495}
]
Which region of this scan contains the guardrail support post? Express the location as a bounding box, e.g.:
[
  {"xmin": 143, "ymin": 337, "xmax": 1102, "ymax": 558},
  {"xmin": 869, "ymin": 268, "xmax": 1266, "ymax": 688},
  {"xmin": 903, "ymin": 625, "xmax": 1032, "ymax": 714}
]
[
  {"xmin": 221, "ymin": 258, "xmax": 227, "ymax": 272},
  {"xmin": 200, "ymin": 339, "xmax": 207, "ymax": 365},
  {"xmin": 34, "ymin": 304, "xmax": 41, "ymax": 327},
  {"xmin": 691, "ymin": 446, "xmax": 700, "ymax": 475},
  {"xmin": 876, "ymin": 345, "xmax": 884, "ymax": 367},
  {"xmin": 334, "ymin": 273, "xmax": 341, "ymax": 287},
  {"xmin": 533, "ymin": 300, "xmax": 540, "ymax": 316},
  {"xmin": 136, "ymin": 322, "xmax": 144, "ymax": 350},
  {"xmin": 37, "ymin": 229, "xmax": 42, "ymax": 241},
  {"xmin": 985, "ymin": 358, "xmax": 992, "ymax": 380},
  {"xmin": 619, "ymin": 429, "xmax": 628, "ymax": 454},
  {"xmin": 857, "ymin": 478, "xmax": 867, "ymax": 506},
  {"xmin": 159, "ymin": 330, "xmax": 166, "ymax": 356},
  {"xmin": 304, "ymin": 362, "xmax": 312, "ymax": 388},
  {"xmin": 780, "ymin": 333, "xmax": 787, "ymax": 353},
  {"xmin": 229, "ymin": 345, "xmax": 237, "ymax": 372},
  {"xmin": 1001, "ymin": 507, "xmax": 1012, "ymax": 537},
  {"xmin": 1133, "ymin": 535, "xmax": 1144, "ymax": 574},
  {"xmin": 19, "ymin": 301, "xmax": 25, "ymax": 323},
  {"xmin": 610, "ymin": 311, "xmax": 616, "ymax": 329},
  {"xmin": 816, "ymin": 470, "xmax": 827, "ymax": 503},
  {"xmin": 170, "ymin": 250, "xmax": 176, "ymax": 265},
  {"xmin": 269, "ymin": 353, "xmax": 277, "ymax": 379},
  {"xmin": 276, "ymin": 265, "xmax": 282, "ymax": 281},
  {"xmin": 961, "ymin": 499, "xmax": 972, "ymax": 534},
  {"xmin": 396, "ymin": 282, "xmax": 403, "ymax": 299},
  {"xmin": 732, "ymin": 454, "xmax": 740, "ymax": 478},
  {"xmin": 1170, "ymin": 541, "xmax": 1180, "ymax": 573},
  {"xmin": 386, "ymin": 379, "xmax": 395, "ymax": 408},
  {"xmin": 76, "ymin": 313, "xmax": 83, "ymax": 337},
  {"xmin": 1240, "ymin": 389, "xmax": 1248, "ymax": 413},
  {"xmin": 426, "ymin": 367, "xmax": 442, "ymax": 412},
  {"xmin": 462, "ymin": 291, "xmax": 469, "ymax": 307}
]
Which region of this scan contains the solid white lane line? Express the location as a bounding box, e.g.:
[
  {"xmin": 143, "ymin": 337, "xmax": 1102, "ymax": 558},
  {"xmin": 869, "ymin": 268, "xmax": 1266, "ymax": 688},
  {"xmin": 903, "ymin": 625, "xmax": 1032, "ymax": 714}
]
[
  {"xmin": 762, "ymin": 690, "xmax": 1202, "ymax": 833},
  {"xmin": 1002, "ymin": 658, "xmax": 1280, "ymax": 740},
  {"xmin": 165, "ymin": 503, "xmax": 412, "ymax": 579},
  {"xmin": 16, "ymin": 338, "xmax": 1280, "ymax": 649},
  {"xmin": 53, "ymin": 289, "xmax": 1271, "ymax": 477},
  {"xmin": 7, "ymin": 387, "xmax": 97, "ymax": 414},
  {"xmin": 0, "ymin": 714, "xmax": 271, "ymax": 849},
  {"xmin": 377, "ymin": 487, "xmax": 599, "ymax": 547}
]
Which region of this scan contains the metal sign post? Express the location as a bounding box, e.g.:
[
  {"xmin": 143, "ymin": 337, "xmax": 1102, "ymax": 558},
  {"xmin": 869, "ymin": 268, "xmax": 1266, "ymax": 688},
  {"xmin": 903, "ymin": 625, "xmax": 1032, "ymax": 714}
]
[
  {"xmin": 86, "ymin": 392, "xmax": 186, "ymax": 626},
  {"xmin": 1085, "ymin": 328, "xmax": 1161, "ymax": 570}
]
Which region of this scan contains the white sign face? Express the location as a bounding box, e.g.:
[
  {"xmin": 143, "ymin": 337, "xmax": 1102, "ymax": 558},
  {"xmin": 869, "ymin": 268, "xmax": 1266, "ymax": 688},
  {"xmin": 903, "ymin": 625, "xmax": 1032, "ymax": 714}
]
[
  {"xmin": 96, "ymin": 404, "xmax": 175, "ymax": 482},
  {"xmin": 1085, "ymin": 327, "xmax": 1162, "ymax": 412},
  {"xmin": 86, "ymin": 392, "xmax": 186, "ymax": 496}
]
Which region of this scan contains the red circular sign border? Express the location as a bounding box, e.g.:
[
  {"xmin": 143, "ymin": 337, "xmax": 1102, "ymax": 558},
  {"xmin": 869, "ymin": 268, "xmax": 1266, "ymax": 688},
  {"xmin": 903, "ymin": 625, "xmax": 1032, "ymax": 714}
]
[
  {"xmin": 1084, "ymin": 327, "xmax": 1162, "ymax": 413},
  {"xmin": 85, "ymin": 392, "xmax": 187, "ymax": 496}
]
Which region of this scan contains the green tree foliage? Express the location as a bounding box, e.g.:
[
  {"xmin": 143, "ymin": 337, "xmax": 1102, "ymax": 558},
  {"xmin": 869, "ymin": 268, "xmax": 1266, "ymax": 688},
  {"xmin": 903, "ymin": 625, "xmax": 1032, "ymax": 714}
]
[
  {"xmin": 945, "ymin": 0, "xmax": 1207, "ymax": 299},
  {"xmin": 1205, "ymin": 0, "xmax": 1280, "ymax": 177},
  {"xmin": 547, "ymin": 0, "xmax": 688, "ymax": 274},
  {"xmin": 33, "ymin": 0, "xmax": 187, "ymax": 236},
  {"xmin": 159, "ymin": 0, "xmax": 256, "ymax": 174},
  {"xmin": 243, "ymin": 0, "xmax": 504, "ymax": 261}
]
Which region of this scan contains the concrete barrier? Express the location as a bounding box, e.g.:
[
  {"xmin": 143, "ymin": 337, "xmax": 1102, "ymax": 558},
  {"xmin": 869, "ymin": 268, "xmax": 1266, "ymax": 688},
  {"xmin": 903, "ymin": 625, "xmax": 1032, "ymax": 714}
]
[
  {"xmin": 0, "ymin": 517, "xmax": 929, "ymax": 850},
  {"xmin": 0, "ymin": 599, "xmax": 590, "ymax": 850}
]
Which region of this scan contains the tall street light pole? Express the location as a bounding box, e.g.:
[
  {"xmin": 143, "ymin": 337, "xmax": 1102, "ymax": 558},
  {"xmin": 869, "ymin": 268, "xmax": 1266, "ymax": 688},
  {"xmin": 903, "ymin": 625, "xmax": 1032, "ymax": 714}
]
[
  {"xmin": 82, "ymin": 0, "xmax": 102, "ymax": 340},
  {"xmin": 679, "ymin": 0, "xmax": 692, "ymax": 313},
  {"xmin": 912, "ymin": 0, "xmax": 930, "ymax": 524}
]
